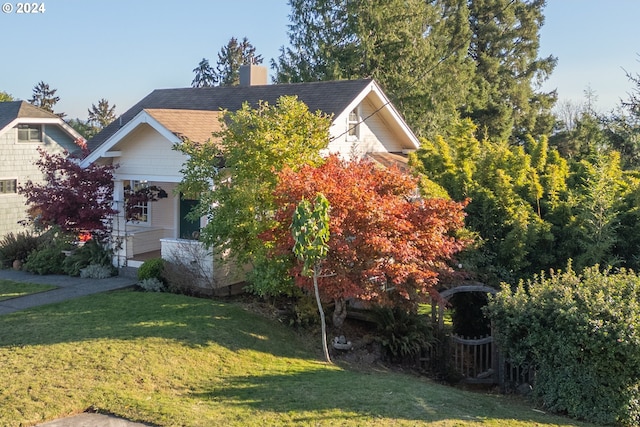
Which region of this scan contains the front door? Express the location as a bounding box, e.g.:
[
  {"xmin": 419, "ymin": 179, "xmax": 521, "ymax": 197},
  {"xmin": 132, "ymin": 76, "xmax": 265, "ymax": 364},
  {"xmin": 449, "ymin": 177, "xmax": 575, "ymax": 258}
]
[{"xmin": 179, "ymin": 195, "xmax": 200, "ymax": 239}]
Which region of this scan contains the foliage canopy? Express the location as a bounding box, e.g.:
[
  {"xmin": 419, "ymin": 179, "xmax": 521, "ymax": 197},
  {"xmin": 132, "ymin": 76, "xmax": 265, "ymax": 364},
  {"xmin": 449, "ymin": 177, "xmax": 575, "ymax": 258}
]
[
  {"xmin": 18, "ymin": 148, "xmax": 116, "ymax": 239},
  {"xmin": 175, "ymin": 95, "xmax": 331, "ymax": 270},
  {"xmin": 487, "ymin": 265, "xmax": 640, "ymax": 426},
  {"xmin": 275, "ymin": 0, "xmax": 555, "ymax": 142},
  {"xmin": 267, "ymin": 155, "xmax": 470, "ymax": 324}
]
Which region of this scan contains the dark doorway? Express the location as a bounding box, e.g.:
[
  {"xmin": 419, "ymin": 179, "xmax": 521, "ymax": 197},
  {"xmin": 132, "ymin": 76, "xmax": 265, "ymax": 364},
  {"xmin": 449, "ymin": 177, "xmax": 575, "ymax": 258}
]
[{"xmin": 179, "ymin": 195, "xmax": 200, "ymax": 239}]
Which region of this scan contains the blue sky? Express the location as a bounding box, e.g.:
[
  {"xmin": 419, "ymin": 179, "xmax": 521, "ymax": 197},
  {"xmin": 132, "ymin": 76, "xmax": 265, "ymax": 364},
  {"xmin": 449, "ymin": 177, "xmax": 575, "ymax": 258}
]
[{"xmin": 1, "ymin": 0, "xmax": 638, "ymax": 120}]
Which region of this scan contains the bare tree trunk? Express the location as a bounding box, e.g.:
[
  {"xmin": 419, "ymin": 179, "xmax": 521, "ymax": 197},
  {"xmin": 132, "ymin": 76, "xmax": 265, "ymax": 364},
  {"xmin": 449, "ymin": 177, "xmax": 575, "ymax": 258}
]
[
  {"xmin": 332, "ymin": 297, "xmax": 347, "ymax": 329},
  {"xmin": 313, "ymin": 264, "xmax": 332, "ymax": 364}
]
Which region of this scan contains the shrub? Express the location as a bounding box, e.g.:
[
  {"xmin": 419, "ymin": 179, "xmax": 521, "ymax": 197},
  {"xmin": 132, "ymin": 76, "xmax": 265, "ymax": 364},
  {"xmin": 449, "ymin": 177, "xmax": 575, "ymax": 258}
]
[
  {"xmin": 288, "ymin": 295, "xmax": 319, "ymax": 328},
  {"xmin": 371, "ymin": 307, "xmax": 436, "ymax": 363},
  {"xmin": 137, "ymin": 277, "xmax": 165, "ymax": 292},
  {"xmin": 80, "ymin": 263, "xmax": 114, "ymax": 279},
  {"xmin": 23, "ymin": 245, "xmax": 67, "ymax": 275},
  {"xmin": 137, "ymin": 258, "xmax": 165, "ymax": 282},
  {"xmin": 62, "ymin": 239, "xmax": 113, "ymax": 276},
  {"xmin": 0, "ymin": 231, "xmax": 43, "ymax": 268},
  {"xmin": 487, "ymin": 265, "xmax": 640, "ymax": 426},
  {"xmin": 246, "ymin": 254, "xmax": 298, "ymax": 298},
  {"xmin": 163, "ymin": 260, "xmax": 209, "ymax": 296}
]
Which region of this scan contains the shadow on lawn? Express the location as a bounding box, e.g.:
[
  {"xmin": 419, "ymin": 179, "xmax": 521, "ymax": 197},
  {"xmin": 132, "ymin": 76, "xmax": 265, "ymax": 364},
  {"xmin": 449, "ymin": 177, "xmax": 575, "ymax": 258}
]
[
  {"xmin": 194, "ymin": 368, "xmax": 578, "ymax": 426},
  {"xmin": 0, "ymin": 290, "xmax": 314, "ymax": 360}
]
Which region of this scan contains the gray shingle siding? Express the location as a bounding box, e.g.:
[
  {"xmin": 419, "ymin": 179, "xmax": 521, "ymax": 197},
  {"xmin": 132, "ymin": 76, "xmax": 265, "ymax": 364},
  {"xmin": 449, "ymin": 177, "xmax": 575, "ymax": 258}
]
[{"xmin": 43, "ymin": 125, "xmax": 79, "ymax": 151}]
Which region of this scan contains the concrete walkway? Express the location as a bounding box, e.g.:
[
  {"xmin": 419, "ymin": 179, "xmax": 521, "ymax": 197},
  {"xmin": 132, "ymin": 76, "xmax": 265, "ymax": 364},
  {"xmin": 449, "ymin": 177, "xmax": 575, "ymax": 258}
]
[
  {"xmin": 0, "ymin": 269, "xmax": 137, "ymax": 315},
  {"xmin": 36, "ymin": 413, "xmax": 151, "ymax": 427}
]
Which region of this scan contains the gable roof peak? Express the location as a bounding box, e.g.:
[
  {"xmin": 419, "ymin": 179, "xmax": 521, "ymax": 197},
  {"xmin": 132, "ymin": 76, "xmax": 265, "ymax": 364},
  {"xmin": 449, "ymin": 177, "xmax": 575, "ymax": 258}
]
[
  {"xmin": 17, "ymin": 101, "xmax": 60, "ymax": 119},
  {"xmin": 0, "ymin": 100, "xmax": 61, "ymax": 132}
]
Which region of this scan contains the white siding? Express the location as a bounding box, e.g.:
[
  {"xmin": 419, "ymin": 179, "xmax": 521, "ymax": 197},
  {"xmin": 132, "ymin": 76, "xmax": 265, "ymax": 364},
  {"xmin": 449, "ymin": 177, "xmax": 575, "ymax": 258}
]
[
  {"xmin": 148, "ymin": 182, "xmax": 176, "ymax": 230},
  {"xmin": 113, "ymin": 125, "xmax": 186, "ymax": 181},
  {"xmin": 161, "ymin": 238, "xmax": 246, "ymax": 289},
  {"xmin": 328, "ymin": 98, "xmax": 405, "ymax": 158}
]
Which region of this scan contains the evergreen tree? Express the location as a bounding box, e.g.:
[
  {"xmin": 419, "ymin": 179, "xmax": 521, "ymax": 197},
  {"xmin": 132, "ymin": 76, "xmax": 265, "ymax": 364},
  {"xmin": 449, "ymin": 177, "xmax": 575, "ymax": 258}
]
[
  {"xmin": 29, "ymin": 81, "xmax": 65, "ymax": 118},
  {"xmin": 67, "ymin": 118, "xmax": 100, "ymax": 140},
  {"xmin": 273, "ymin": 0, "xmax": 359, "ymax": 83},
  {"xmin": 464, "ymin": 0, "xmax": 557, "ymax": 143},
  {"xmin": 87, "ymin": 98, "xmax": 116, "ymax": 129},
  {"xmin": 274, "ymin": 0, "xmax": 473, "ymax": 138},
  {"xmin": 599, "ymin": 70, "xmax": 640, "ymax": 170},
  {"xmin": 214, "ymin": 37, "xmax": 263, "ymax": 86},
  {"xmin": 571, "ymin": 153, "xmax": 624, "ymax": 270},
  {"xmin": 275, "ymin": 0, "xmax": 556, "ymax": 140},
  {"xmin": 410, "ymin": 119, "xmax": 567, "ymax": 284},
  {"xmin": 191, "ymin": 58, "xmax": 217, "ymax": 87}
]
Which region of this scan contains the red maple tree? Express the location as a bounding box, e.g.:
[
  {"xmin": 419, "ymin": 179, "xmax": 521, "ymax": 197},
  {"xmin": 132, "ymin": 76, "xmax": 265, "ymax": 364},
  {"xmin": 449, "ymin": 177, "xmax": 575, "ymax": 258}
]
[
  {"xmin": 268, "ymin": 155, "xmax": 470, "ymax": 326},
  {"xmin": 19, "ymin": 147, "xmax": 117, "ymax": 238}
]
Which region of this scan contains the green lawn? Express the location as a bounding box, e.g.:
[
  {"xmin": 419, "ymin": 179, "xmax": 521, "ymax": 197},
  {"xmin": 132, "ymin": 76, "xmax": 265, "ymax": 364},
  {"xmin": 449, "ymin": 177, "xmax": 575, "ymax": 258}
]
[
  {"xmin": 0, "ymin": 290, "xmax": 595, "ymax": 427},
  {"xmin": 0, "ymin": 279, "xmax": 56, "ymax": 301}
]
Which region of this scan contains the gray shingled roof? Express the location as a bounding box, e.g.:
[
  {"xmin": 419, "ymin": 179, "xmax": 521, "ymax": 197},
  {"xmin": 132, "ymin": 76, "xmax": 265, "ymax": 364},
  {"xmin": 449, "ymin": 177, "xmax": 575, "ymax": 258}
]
[
  {"xmin": 0, "ymin": 101, "xmax": 59, "ymax": 130},
  {"xmin": 87, "ymin": 79, "xmax": 374, "ymax": 152}
]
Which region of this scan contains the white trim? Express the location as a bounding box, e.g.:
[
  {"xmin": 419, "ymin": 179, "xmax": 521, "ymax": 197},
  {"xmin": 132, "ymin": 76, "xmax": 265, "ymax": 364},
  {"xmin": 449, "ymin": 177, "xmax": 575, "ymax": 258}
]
[
  {"xmin": 337, "ymin": 80, "xmax": 420, "ymax": 151},
  {"xmin": 0, "ymin": 117, "xmax": 83, "ymax": 143},
  {"xmin": 80, "ymin": 110, "xmax": 182, "ymax": 168},
  {"xmin": 125, "ymin": 179, "xmax": 152, "ymax": 225},
  {"xmin": 16, "ymin": 123, "xmax": 43, "ymax": 143},
  {"xmin": 346, "ymin": 105, "xmax": 360, "ymax": 141},
  {"xmin": 114, "ymin": 173, "xmax": 183, "ymax": 183}
]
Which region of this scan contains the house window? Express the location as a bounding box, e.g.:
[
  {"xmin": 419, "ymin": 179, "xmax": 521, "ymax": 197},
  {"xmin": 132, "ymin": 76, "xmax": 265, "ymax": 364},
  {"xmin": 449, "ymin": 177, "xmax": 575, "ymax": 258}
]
[
  {"xmin": 17, "ymin": 124, "xmax": 42, "ymax": 142},
  {"xmin": 125, "ymin": 180, "xmax": 150, "ymax": 223},
  {"xmin": 0, "ymin": 179, "xmax": 17, "ymax": 194},
  {"xmin": 347, "ymin": 107, "xmax": 360, "ymax": 140}
]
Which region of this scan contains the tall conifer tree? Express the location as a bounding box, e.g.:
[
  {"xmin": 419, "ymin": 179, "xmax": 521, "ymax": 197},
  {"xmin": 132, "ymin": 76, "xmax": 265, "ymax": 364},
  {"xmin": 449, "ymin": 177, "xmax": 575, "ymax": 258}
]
[
  {"xmin": 29, "ymin": 81, "xmax": 65, "ymax": 118},
  {"xmin": 464, "ymin": 0, "xmax": 557, "ymax": 142},
  {"xmin": 215, "ymin": 37, "xmax": 263, "ymax": 86},
  {"xmin": 274, "ymin": 0, "xmax": 473, "ymax": 138}
]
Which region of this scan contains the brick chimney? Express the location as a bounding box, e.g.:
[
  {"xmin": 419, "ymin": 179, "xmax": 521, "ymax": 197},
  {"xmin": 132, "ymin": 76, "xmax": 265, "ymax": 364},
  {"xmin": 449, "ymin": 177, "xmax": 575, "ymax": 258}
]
[{"xmin": 239, "ymin": 64, "xmax": 268, "ymax": 87}]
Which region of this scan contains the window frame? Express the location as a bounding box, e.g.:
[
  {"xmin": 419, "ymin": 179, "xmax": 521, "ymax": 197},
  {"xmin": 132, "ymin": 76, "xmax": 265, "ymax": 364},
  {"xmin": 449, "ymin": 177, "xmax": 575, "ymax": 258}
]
[
  {"xmin": 346, "ymin": 106, "xmax": 360, "ymax": 141},
  {"xmin": 0, "ymin": 179, "xmax": 17, "ymax": 195},
  {"xmin": 125, "ymin": 179, "xmax": 151, "ymax": 224},
  {"xmin": 17, "ymin": 124, "xmax": 43, "ymax": 143}
]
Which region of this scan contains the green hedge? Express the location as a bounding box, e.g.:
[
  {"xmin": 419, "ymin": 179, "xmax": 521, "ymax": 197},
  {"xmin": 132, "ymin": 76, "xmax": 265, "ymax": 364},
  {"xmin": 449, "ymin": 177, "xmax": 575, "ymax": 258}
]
[
  {"xmin": 23, "ymin": 244, "xmax": 67, "ymax": 275},
  {"xmin": 137, "ymin": 258, "xmax": 165, "ymax": 282},
  {"xmin": 487, "ymin": 265, "xmax": 640, "ymax": 425}
]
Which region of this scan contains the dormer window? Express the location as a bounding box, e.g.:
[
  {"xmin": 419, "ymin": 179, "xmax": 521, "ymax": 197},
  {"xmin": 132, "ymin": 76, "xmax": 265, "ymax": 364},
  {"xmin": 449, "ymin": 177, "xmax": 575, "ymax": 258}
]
[
  {"xmin": 17, "ymin": 124, "xmax": 42, "ymax": 142},
  {"xmin": 347, "ymin": 107, "xmax": 360, "ymax": 140}
]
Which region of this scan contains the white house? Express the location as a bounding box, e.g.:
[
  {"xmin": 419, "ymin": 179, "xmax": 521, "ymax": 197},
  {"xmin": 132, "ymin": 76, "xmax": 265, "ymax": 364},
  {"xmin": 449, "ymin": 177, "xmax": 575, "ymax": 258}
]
[
  {"xmin": 0, "ymin": 101, "xmax": 84, "ymax": 238},
  {"xmin": 82, "ymin": 66, "xmax": 419, "ymax": 292}
]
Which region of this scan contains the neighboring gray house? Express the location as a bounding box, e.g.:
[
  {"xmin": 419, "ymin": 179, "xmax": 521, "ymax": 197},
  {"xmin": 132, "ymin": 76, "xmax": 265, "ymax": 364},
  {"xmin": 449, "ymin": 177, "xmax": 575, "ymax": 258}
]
[
  {"xmin": 0, "ymin": 101, "xmax": 84, "ymax": 238},
  {"xmin": 82, "ymin": 66, "xmax": 419, "ymax": 289}
]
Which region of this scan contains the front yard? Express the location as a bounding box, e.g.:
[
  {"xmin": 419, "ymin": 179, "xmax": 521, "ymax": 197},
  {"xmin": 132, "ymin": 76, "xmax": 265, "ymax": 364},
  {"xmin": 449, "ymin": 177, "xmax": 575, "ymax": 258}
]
[
  {"xmin": 0, "ymin": 279, "xmax": 56, "ymax": 301},
  {"xmin": 0, "ymin": 290, "xmax": 595, "ymax": 426}
]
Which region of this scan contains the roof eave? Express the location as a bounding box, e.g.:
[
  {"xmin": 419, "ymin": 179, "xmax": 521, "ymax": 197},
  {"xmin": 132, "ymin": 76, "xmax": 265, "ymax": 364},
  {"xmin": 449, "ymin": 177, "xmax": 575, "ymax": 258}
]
[
  {"xmin": 0, "ymin": 116, "xmax": 84, "ymax": 143},
  {"xmin": 339, "ymin": 80, "xmax": 420, "ymax": 151},
  {"xmin": 80, "ymin": 110, "xmax": 182, "ymax": 168}
]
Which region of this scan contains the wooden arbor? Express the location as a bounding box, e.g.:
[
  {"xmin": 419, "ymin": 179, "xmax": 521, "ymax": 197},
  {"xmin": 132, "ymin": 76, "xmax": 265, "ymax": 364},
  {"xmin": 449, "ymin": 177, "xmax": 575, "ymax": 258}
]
[{"xmin": 432, "ymin": 283, "xmax": 501, "ymax": 385}]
